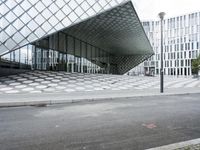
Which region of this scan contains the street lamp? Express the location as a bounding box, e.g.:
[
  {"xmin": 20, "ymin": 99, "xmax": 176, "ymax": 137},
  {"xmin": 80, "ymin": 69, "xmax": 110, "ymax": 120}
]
[{"xmin": 158, "ymin": 12, "xmax": 165, "ymax": 93}]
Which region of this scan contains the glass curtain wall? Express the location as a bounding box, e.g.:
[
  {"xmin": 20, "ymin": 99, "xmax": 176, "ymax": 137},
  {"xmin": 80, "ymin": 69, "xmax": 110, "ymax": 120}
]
[
  {"xmin": 0, "ymin": 45, "xmax": 33, "ymax": 69},
  {"xmin": 32, "ymin": 32, "xmax": 113, "ymax": 74},
  {"xmin": 0, "ymin": 32, "xmax": 116, "ymax": 74}
]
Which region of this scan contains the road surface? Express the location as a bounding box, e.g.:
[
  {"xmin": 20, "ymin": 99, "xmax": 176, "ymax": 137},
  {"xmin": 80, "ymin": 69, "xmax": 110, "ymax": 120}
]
[{"xmin": 0, "ymin": 94, "xmax": 200, "ymax": 150}]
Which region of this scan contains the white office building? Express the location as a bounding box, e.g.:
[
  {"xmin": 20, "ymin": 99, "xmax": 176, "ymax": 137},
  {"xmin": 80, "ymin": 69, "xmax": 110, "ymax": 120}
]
[{"xmin": 142, "ymin": 12, "xmax": 200, "ymax": 76}]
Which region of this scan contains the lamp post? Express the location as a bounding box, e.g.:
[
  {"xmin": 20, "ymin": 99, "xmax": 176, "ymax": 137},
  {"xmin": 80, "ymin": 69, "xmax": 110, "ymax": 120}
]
[{"xmin": 158, "ymin": 12, "xmax": 165, "ymax": 93}]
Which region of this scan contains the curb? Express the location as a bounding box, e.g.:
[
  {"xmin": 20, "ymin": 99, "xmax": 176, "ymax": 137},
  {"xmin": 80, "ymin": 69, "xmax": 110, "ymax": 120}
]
[
  {"xmin": 146, "ymin": 138, "xmax": 200, "ymax": 150},
  {"xmin": 0, "ymin": 92, "xmax": 199, "ymax": 108}
]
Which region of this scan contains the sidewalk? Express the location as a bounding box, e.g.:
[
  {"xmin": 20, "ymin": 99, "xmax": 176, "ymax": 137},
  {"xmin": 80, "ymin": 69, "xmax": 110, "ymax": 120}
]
[
  {"xmin": 0, "ymin": 87, "xmax": 200, "ymax": 107},
  {"xmin": 147, "ymin": 138, "xmax": 200, "ymax": 150}
]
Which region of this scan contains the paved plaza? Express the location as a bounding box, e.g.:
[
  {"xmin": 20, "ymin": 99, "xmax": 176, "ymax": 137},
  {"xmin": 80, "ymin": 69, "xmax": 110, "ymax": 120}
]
[{"xmin": 0, "ymin": 71, "xmax": 200, "ymax": 94}]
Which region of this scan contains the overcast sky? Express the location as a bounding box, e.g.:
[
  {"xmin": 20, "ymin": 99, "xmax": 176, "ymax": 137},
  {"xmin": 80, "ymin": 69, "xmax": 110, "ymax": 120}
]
[{"xmin": 131, "ymin": 0, "xmax": 200, "ymax": 20}]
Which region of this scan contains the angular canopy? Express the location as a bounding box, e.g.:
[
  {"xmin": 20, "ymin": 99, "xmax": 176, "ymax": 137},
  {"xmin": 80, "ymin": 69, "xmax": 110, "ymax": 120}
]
[{"xmin": 63, "ymin": 1, "xmax": 153, "ymax": 56}]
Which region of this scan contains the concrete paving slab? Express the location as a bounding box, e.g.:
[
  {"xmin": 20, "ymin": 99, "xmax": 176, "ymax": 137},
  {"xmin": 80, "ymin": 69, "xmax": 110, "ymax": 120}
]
[{"xmin": 147, "ymin": 138, "xmax": 200, "ymax": 150}]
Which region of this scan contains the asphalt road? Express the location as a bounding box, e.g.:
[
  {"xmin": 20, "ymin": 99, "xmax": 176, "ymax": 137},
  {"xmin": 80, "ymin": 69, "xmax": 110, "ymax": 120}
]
[{"xmin": 1, "ymin": 94, "xmax": 200, "ymax": 150}]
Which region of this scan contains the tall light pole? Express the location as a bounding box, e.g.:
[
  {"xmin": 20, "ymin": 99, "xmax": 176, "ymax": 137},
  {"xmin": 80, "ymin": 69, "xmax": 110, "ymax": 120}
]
[{"xmin": 158, "ymin": 12, "xmax": 165, "ymax": 93}]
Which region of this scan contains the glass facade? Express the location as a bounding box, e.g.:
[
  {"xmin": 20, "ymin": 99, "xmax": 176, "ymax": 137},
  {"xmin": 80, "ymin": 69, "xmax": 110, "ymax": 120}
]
[
  {"xmin": 0, "ymin": 45, "xmax": 32, "ymax": 69},
  {"xmin": 0, "ymin": 0, "xmax": 128, "ymax": 54},
  {"xmin": 0, "ymin": 1, "xmax": 153, "ymax": 75},
  {"xmin": 0, "ymin": 33, "xmax": 111, "ymax": 74}
]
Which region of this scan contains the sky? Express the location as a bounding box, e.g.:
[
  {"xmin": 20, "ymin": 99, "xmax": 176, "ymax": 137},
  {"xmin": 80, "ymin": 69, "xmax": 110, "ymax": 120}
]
[{"xmin": 131, "ymin": 0, "xmax": 200, "ymax": 20}]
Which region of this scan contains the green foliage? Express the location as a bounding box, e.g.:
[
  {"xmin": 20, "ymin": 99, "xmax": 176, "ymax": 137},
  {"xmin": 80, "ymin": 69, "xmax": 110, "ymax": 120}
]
[{"xmin": 192, "ymin": 55, "xmax": 200, "ymax": 74}]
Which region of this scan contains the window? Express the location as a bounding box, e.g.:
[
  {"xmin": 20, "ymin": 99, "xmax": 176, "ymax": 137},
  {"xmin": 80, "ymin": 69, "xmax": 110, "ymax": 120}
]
[
  {"xmin": 181, "ymin": 44, "xmax": 184, "ymax": 50},
  {"xmin": 192, "ymin": 42, "xmax": 194, "ymax": 50},
  {"xmin": 177, "ymin": 44, "xmax": 179, "ymax": 51},
  {"xmin": 192, "ymin": 51, "xmax": 195, "ymax": 58},
  {"xmin": 188, "ymin": 43, "xmax": 190, "ymax": 50}
]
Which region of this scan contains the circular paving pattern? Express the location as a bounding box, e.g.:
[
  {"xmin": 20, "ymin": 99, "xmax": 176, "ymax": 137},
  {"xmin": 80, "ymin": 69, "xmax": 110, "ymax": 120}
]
[
  {"xmin": 29, "ymin": 77, "xmax": 38, "ymax": 80},
  {"xmin": 29, "ymin": 90, "xmax": 42, "ymax": 93},
  {"xmin": 52, "ymin": 79, "xmax": 60, "ymax": 82},
  {"xmin": 0, "ymin": 84, "xmax": 7, "ymax": 88},
  {"xmin": 35, "ymin": 79, "xmax": 44, "ymax": 82},
  {"xmin": 9, "ymin": 83, "xmax": 21, "ymax": 86},
  {"xmin": 15, "ymin": 85, "xmax": 27, "ymax": 89},
  {"xmin": 17, "ymin": 78, "xmax": 27, "ymax": 81},
  {"xmin": 75, "ymin": 87, "xmax": 85, "ymax": 90},
  {"xmin": 43, "ymin": 88, "xmax": 56, "ymax": 92},
  {"xmin": 29, "ymin": 83, "xmax": 40, "ymax": 86},
  {"xmin": 59, "ymin": 82, "xmax": 68, "ymax": 85},
  {"xmin": 65, "ymin": 89, "xmax": 75, "ymax": 92},
  {"xmin": 56, "ymin": 86, "xmax": 66, "ymax": 90},
  {"xmin": 61, "ymin": 78, "xmax": 69, "ymax": 81},
  {"xmin": 46, "ymin": 77, "xmax": 54, "ymax": 80},
  {"xmin": 23, "ymin": 80, "xmax": 33, "ymax": 84},
  {"xmin": 48, "ymin": 83, "xmax": 58, "ymax": 87},
  {"xmin": 5, "ymin": 80, "xmax": 15, "ymax": 84},
  {"xmin": 39, "ymin": 75, "xmax": 48, "ymax": 78},
  {"xmin": 55, "ymin": 76, "xmax": 62, "ymax": 79},
  {"xmin": 48, "ymin": 74, "xmax": 56, "ymax": 77},
  {"xmin": 76, "ymin": 82, "xmax": 84, "ymax": 85},
  {"xmin": 36, "ymin": 85, "xmax": 47, "ymax": 89},
  {"xmin": 67, "ymin": 84, "xmax": 76, "ymax": 87},
  {"xmin": 111, "ymin": 88, "xmax": 121, "ymax": 90},
  {"xmin": 1, "ymin": 71, "xmax": 200, "ymax": 94},
  {"xmin": 94, "ymin": 87, "xmax": 104, "ymax": 91},
  {"xmin": 22, "ymin": 88, "xmax": 34, "ymax": 91},
  {"xmin": 10, "ymin": 76, "xmax": 20, "ymax": 80},
  {"xmin": 0, "ymin": 87, "xmax": 13, "ymax": 91},
  {"xmin": 5, "ymin": 90, "xmax": 19, "ymax": 94},
  {"xmin": 41, "ymin": 81, "xmax": 51, "ymax": 84},
  {"xmin": 85, "ymin": 85, "xmax": 93, "ymax": 88},
  {"xmin": 68, "ymin": 80, "xmax": 76, "ymax": 83}
]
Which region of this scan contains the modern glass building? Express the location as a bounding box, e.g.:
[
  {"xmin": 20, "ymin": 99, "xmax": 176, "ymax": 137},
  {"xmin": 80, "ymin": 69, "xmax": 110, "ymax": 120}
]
[
  {"xmin": 0, "ymin": 0, "xmax": 153, "ymax": 76},
  {"xmin": 142, "ymin": 12, "xmax": 200, "ymax": 76}
]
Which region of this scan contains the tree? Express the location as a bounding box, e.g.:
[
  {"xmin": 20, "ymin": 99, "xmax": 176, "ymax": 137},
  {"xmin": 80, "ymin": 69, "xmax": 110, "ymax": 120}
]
[{"xmin": 192, "ymin": 55, "xmax": 200, "ymax": 75}]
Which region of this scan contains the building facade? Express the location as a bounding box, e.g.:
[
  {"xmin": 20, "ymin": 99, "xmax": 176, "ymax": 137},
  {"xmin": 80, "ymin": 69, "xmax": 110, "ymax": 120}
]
[
  {"xmin": 142, "ymin": 12, "xmax": 200, "ymax": 76},
  {"xmin": 0, "ymin": 0, "xmax": 153, "ymax": 76}
]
